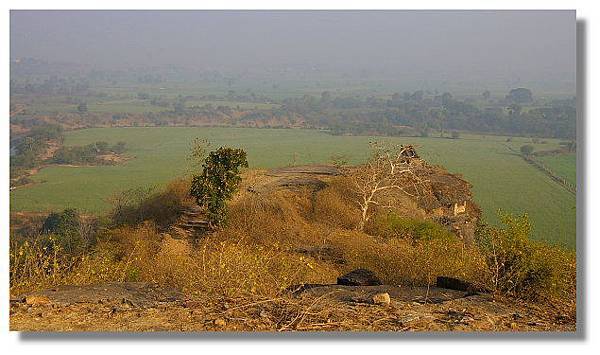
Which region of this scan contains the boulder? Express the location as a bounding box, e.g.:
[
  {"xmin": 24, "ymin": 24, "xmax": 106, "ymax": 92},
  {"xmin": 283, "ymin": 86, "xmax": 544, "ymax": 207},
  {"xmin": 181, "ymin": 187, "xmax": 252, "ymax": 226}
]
[
  {"xmin": 337, "ymin": 269, "xmax": 382, "ymax": 286},
  {"xmin": 25, "ymin": 295, "xmax": 50, "ymax": 306}
]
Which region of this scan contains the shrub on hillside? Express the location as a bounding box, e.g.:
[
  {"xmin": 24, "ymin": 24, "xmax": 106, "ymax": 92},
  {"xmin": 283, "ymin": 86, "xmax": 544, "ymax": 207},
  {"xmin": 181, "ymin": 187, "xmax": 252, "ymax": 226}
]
[
  {"xmin": 40, "ymin": 209, "xmax": 88, "ymax": 254},
  {"xmin": 190, "ymin": 147, "xmax": 248, "ymax": 227},
  {"xmin": 328, "ymin": 230, "xmax": 486, "ymax": 287},
  {"xmin": 371, "ymin": 212, "xmax": 456, "ymax": 242},
  {"xmin": 476, "ymin": 212, "xmax": 576, "ymax": 299},
  {"xmin": 109, "ymin": 179, "xmax": 193, "ymax": 229}
]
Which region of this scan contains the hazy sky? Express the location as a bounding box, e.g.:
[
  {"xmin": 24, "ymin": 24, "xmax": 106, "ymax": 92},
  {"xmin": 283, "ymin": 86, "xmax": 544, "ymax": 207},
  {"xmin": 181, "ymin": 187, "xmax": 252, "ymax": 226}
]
[{"xmin": 10, "ymin": 10, "xmax": 576, "ymax": 92}]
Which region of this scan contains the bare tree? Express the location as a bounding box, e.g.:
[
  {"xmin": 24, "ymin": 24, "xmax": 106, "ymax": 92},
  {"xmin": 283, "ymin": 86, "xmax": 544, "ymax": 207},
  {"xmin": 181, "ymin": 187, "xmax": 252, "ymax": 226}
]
[{"xmin": 349, "ymin": 142, "xmax": 426, "ymax": 231}]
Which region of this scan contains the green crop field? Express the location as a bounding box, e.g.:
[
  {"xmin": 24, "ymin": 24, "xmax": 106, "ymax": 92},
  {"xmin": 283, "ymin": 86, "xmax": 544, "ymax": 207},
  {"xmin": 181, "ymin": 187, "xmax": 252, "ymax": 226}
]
[
  {"xmin": 9, "ymin": 127, "xmax": 576, "ymax": 248},
  {"xmin": 537, "ymin": 153, "xmax": 577, "ymax": 187}
]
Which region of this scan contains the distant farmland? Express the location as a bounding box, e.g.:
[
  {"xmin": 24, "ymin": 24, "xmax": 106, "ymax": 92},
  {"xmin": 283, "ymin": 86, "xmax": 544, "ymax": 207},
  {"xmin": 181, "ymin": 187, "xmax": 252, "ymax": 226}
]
[
  {"xmin": 9, "ymin": 127, "xmax": 576, "ymax": 248},
  {"xmin": 537, "ymin": 153, "xmax": 577, "ymax": 187}
]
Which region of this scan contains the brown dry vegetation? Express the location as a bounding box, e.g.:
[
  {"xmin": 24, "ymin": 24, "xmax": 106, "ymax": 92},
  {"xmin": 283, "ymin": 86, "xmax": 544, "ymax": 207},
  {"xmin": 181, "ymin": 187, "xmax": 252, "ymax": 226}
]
[{"xmin": 9, "ymin": 164, "xmax": 577, "ymax": 331}]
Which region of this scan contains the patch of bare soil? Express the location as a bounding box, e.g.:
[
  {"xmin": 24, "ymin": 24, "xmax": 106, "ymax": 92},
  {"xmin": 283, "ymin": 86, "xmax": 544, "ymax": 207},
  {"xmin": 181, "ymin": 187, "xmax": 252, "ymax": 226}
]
[
  {"xmin": 9, "ymin": 282, "xmax": 575, "ymax": 332},
  {"xmin": 96, "ymin": 152, "xmax": 132, "ymax": 164}
]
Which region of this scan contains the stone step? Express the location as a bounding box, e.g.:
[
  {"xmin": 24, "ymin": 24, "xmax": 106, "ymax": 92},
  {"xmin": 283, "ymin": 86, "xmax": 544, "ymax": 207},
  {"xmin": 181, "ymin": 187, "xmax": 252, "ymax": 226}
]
[
  {"xmin": 182, "ymin": 210, "xmax": 203, "ymax": 216},
  {"xmin": 180, "ymin": 219, "xmax": 209, "ymax": 224},
  {"xmin": 179, "ymin": 222, "xmax": 209, "ymax": 228}
]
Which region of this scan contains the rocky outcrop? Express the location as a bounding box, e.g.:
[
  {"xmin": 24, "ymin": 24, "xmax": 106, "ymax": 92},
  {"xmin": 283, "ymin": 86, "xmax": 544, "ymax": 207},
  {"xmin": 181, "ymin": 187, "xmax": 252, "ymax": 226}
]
[
  {"xmin": 337, "ymin": 269, "xmax": 383, "ymax": 286},
  {"xmin": 14, "ymin": 282, "xmax": 184, "ymax": 308}
]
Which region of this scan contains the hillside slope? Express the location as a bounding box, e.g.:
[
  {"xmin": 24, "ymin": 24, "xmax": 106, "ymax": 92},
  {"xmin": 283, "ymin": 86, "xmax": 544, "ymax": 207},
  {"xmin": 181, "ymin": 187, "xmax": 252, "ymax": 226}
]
[{"xmin": 10, "ymin": 159, "xmax": 576, "ymax": 332}]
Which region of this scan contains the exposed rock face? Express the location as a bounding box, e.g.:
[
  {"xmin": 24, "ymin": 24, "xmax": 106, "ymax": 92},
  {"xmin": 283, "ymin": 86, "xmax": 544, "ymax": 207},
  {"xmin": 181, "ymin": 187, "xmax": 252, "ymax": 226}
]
[
  {"xmin": 337, "ymin": 269, "xmax": 383, "ymax": 286},
  {"xmin": 410, "ymin": 161, "xmax": 481, "ymax": 243},
  {"xmin": 16, "ymin": 282, "xmax": 184, "ymax": 308}
]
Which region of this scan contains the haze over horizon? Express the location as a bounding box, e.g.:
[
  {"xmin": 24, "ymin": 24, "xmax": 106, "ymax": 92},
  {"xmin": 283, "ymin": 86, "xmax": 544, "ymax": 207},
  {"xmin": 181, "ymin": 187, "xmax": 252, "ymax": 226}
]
[{"xmin": 10, "ymin": 10, "xmax": 576, "ymax": 95}]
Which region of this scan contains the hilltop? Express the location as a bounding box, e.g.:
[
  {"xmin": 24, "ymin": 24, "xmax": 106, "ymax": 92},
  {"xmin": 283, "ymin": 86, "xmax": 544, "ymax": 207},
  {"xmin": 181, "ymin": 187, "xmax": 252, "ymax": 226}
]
[{"xmin": 10, "ymin": 152, "xmax": 576, "ymax": 331}]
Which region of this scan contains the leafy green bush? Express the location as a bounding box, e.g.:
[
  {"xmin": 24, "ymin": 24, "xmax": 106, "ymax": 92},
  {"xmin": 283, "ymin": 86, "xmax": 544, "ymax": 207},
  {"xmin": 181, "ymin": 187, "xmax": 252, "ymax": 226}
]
[
  {"xmin": 372, "ymin": 212, "xmax": 456, "ymax": 242},
  {"xmin": 190, "ymin": 147, "xmax": 248, "ymax": 227},
  {"xmin": 41, "ymin": 209, "xmax": 84, "ymax": 254}
]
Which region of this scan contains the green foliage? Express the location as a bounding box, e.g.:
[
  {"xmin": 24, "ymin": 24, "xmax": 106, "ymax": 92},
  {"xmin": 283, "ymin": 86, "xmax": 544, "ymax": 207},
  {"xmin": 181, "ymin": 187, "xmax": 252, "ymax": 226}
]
[
  {"xmin": 190, "ymin": 147, "xmax": 248, "ymax": 227},
  {"xmin": 10, "ymin": 124, "xmax": 64, "ymax": 168},
  {"xmin": 476, "ymin": 211, "xmax": 576, "ymax": 299},
  {"xmin": 52, "ymin": 141, "xmax": 126, "ymax": 164},
  {"xmin": 506, "ymin": 88, "xmax": 533, "ymax": 104},
  {"xmin": 451, "ymin": 131, "xmax": 460, "ymax": 139},
  {"xmin": 112, "ymin": 141, "xmax": 127, "ymax": 154},
  {"xmin": 41, "ymin": 209, "xmax": 84, "ymax": 254},
  {"xmin": 373, "ymin": 213, "xmax": 456, "ymax": 242},
  {"xmin": 520, "ymin": 144, "xmax": 534, "ymax": 156},
  {"xmin": 11, "ymin": 137, "xmax": 42, "ymax": 168},
  {"xmin": 329, "ymin": 153, "xmax": 348, "ymax": 168},
  {"xmin": 95, "ymin": 141, "xmax": 110, "ymax": 153}
]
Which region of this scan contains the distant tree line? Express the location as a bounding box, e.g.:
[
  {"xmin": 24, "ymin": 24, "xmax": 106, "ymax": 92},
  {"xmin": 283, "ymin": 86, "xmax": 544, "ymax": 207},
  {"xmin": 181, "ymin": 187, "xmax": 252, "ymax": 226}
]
[
  {"xmin": 11, "ymin": 80, "xmax": 576, "ymax": 139},
  {"xmin": 273, "ymin": 88, "xmax": 575, "ymax": 139},
  {"xmin": 10, "ymin": 77, "xmax": 90, "ymax": 96}
]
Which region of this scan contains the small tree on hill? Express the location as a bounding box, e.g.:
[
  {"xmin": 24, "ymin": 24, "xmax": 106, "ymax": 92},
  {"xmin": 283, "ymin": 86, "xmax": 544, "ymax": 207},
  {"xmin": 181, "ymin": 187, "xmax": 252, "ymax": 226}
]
[
  {"xmin": 350, "ymin": 142, "xmax": 427, "ymax": 231},
  {"xmin": 190, "ymin": 147, "xmax": 248, "ymax": 227}
]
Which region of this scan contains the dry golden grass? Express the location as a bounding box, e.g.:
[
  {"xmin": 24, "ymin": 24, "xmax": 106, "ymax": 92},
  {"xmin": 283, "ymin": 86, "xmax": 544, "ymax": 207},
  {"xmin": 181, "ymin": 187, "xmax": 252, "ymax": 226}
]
[
  {"xmin": 324, "ymin": 230, "xmax": 487, "ymax": 287},
  {"xmin": 312, "ymin": 177, "xmax": 362, "ymax": 229},
  {"xmin": 109, "ymin": 178, "xmax": 194, "ymax": 229}
]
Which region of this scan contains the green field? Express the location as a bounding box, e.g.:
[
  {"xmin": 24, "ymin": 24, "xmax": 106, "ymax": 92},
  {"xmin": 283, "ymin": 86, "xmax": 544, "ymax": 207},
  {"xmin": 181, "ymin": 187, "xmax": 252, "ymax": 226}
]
[
  {"xmin": 9, "ymin": 127, "xmax": 576, "ymax": 248},
  {"xmin": 537, "ymin": 153, "xmax": 577, "ymax": 187}
]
